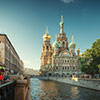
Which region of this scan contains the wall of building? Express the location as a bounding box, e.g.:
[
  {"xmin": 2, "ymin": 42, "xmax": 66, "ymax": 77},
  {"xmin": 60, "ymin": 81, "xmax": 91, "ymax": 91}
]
[
  {"xmin": 24, "ymin": 68, "xmax": 39, "ymax": 76},
  {"xmin": 0, "ymin": 35, "xmax": 5, "ymax": 65},
  {"xmin": 0, "ymin": 34, "xmax": 24, "ymax": 74}
]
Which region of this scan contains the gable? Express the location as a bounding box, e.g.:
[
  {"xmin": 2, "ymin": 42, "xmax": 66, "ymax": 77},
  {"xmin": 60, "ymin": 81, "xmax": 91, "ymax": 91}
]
[{"xmin": 59, "ymin": 49, "xmax": 72, "ymax": 57}]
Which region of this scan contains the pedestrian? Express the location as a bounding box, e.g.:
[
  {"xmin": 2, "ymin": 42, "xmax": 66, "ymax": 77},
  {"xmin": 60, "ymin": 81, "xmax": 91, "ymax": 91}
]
[{"xmin": 0, "ymin": 72, "xmax": 4, "ymax": 85}]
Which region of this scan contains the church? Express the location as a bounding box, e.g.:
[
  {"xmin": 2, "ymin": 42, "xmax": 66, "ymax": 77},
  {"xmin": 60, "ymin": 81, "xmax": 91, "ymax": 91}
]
[{"xmin": 40, "ymin": 16, "xmax": 81, "ymax": 76}]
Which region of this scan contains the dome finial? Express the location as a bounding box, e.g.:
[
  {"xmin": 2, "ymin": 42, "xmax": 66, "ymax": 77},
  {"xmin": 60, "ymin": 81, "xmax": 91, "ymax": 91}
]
[
  {"xmin": 60, "ymin": 15, "xmax": 64, "ymax": 33},
  {"xmin": 46, "ymin": 26, "xmax": 48, "ymax": 34},
  {"xmin": 52, "ymin": 40, "xmax": 54, "ymax": 44},
  {"xmin": 61, "ymin": 15, "xmax": 63, "ymax": 23},
  {"xmin": 72, "ymin": 35, "xmax": 74, "ymax": 42},
  {"xmin": 55, "ymin": 34, "xmax": 57, "ymax": 40}
]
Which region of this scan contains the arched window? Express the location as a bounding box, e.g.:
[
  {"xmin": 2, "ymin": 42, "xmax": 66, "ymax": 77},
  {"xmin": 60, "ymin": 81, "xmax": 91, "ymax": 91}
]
[
  {"xmin": 46, "ymin": 46, "xmax": 49, "ymax": 50},
  {"xmin": 63, "ymin": 42, "xmax": 65, "ymax": 47},
  {"xmin": 73, "ymin": 67, "xmax": 75, "ymax": 70},
  {"xmin": 43, "ymin": 46, "xmax": 45, "ymax": 51},
  {"xmin": 68, "ymin": 67, "xmax": 69, "ymax": 70},
  {"xmin": 63, "ymin": 67, "xmax": 64, "ymax": 70}
]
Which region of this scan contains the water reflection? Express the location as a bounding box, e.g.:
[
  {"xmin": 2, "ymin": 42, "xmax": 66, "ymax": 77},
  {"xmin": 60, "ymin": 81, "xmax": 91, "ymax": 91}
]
[
  {"xmin": 31, "ymin": 78, "xmax": 100, "ymax": 100},
  {"xmin": 40, "ymin": 81, "xmax": 58, "ymax": 100}
]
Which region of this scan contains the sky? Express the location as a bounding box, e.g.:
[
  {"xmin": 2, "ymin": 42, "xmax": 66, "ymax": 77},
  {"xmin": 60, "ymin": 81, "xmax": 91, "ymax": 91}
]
[{"xmin": 0, "ymin": 0, "xmax": 100, "ymax": 70}]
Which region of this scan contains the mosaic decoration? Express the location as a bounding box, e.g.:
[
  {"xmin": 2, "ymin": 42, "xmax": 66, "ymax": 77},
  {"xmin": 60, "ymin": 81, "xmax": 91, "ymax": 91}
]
[{"xmin": 62, "ymin": 51, "xmax": 71, "ymax": 57}]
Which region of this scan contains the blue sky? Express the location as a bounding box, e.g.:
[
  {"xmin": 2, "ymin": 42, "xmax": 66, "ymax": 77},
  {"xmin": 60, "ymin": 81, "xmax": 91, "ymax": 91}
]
[{"xmin": 0, "ymin": 0, "xmax": 100, "ymax": 70}]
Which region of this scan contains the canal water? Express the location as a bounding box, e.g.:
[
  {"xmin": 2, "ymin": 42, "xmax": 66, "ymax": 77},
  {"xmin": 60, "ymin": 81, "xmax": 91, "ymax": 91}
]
[{"xmin": 31, "ymin": 78, "xmax": 100, "ymax": 100}]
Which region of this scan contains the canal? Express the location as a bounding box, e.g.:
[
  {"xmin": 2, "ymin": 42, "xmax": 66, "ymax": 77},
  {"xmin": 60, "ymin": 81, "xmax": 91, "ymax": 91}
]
[{"xmin": 31, "ymin": 78, "xmax": 100, "ymax": 100}]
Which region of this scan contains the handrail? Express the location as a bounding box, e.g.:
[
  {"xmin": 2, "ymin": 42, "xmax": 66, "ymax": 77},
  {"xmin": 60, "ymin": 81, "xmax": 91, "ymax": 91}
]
[
  {"xmin": 0, "ymin": 81, "xmax": 15, "ymax": 88},
  {"xmin": 0, "ymin": 81, "xmax": 16, "ymax": 100}
]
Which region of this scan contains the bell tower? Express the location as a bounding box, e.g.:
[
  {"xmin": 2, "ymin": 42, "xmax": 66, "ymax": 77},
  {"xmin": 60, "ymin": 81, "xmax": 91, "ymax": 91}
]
[
  {"xmin": 57, "ymin": 16, "xmax": 68, "ymax": 51},
  {"xmin": 41, "ymin": 26, "xmax": 52, "ymax": 69}
]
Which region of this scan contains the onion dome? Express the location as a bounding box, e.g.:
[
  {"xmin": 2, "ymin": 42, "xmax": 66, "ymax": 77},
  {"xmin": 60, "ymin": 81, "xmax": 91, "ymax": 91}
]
[
  {"xmin": 69, "ymin": 42, "xmax": 76, "ymax": 48},
  {"xmin": 43, "ymin": 33, "xmax": 51, "ymax": 40},
  {"xmin": 77, "ymin": 48, "xmax": 80, "ymax": 53},
  {"xmin": 52, "ymin": 40, "xmax": 60, "ymax": 48},
  {"xmin": 69, "ymin": 35, "xmax": 76, "ymax": 49},
  {"xmin": 77, "ymin": 48, "xmax": 80, "ymax": 56},
  {"xmin": 43, "ymin": 26, "xmax": 51, "ymax": 40},
  {"xmin": 59, "ymin": 21, "xmax": 64, "ymax": 26}
]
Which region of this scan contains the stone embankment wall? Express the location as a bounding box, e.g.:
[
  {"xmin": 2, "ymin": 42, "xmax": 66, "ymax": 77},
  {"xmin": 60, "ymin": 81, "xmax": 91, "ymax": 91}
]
[
  {"xmin": 9, "ymin": 75, "xmax": 32, "ymax": 100},
  {"xmin": 44, "ymin": 77, "xmax": 100, "ymax": 91}
]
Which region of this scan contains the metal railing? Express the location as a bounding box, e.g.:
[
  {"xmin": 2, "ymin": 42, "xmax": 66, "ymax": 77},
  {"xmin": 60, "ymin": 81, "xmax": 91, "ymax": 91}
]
[{"xmin": 0, "ymin": 81, "xmax": 16, "ymax": 100}]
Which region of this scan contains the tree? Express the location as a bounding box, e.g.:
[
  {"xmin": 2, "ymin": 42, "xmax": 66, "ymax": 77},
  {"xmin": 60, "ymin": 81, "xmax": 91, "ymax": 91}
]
[
  {"xmin": 98, "ymin": 64, "xmax": 100, "ymax": 72},
  {"xmin": 79, "ymin": 39, "xmax": 100, "ymax": 75}
]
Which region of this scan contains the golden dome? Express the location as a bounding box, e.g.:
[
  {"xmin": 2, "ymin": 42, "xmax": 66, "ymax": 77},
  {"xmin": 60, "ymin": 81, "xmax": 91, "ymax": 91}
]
[
  {"xmin": 77, "ymin": 48, "xmax": 80, "ymax": 53},
  {"xmin": 43, "ymin": 26, "xmax": 51, "ymax": 40},
  {"xmin": 48, "ymin": 35, "xmax": 51, "ymax": 39},
  {"xmin": 43, "ymin": 33, "xmax": 51, "ymax": 40}
]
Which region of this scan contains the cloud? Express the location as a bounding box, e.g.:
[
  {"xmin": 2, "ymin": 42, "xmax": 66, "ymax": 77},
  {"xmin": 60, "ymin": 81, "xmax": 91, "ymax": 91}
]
[{"xmin": 61, "ymin": 0, "xmax": 76, "ymax": 4}]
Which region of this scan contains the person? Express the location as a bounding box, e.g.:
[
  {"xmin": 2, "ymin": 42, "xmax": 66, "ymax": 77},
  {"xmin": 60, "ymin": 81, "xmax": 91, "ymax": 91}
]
[
  {"xmin": 4, "ymin": 74, "xmax": 9, "ymax": 80},
  {"xmin": 0, "ymin": 72, "xmax": 4, "ymax": 85}
]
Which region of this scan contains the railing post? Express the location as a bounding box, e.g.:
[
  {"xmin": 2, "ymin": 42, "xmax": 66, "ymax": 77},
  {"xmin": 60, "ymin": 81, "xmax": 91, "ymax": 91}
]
[{"xmin": 15, "ymin": 80, "xmax": 27, "ymax": 100}]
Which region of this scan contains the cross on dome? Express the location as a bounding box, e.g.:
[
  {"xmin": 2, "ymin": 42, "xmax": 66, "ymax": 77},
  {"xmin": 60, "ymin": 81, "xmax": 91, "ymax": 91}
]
[
  {"xmin": 55, "ymin": 34, "xmax": 57, "ymax": 40},
  {"xmin": 72, "ymin": 35, "xmax": 74, "ymax": 42},
  {"xmin": 61, "ymin": 15, "xmax": 63, "ymax": 23},
  {"xmin": 46, "ymin": 26, "xmax": 48, "ymax": 34},
  {"xmin": 60, "ymin": 15, "xmax": 64, "ymax": 33}
]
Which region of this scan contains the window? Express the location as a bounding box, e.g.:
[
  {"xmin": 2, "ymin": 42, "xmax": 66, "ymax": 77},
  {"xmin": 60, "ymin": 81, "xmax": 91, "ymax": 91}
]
[
  {"xmin": 46, "ymin": 46, "xmax": 49, "ymax": 50},
  {"xmin": 63, "ymin": 42, "xmax": 65, "ymax": 47},
  {"xmin": 68, "ymin": 67, "xmax": 69, "ymax": 70},
  {"xmin": 43, "ymin": 46, "xmax": 45, "ymax": 51}
]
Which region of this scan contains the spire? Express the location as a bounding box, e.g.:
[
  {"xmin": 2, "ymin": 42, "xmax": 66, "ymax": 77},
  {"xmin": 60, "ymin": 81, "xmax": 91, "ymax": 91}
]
[
  {"xmin": 60, "ymin": 15, "xmax": 64, "ymax": 33},
  {"xmin": 52, "ymin": 40, "xmax": 54, "ymax": 44},
  {"xmin": 72, "ymin": 35, "xmax": 74, "ymax": 42},
  {"xmin": 55, "ymin": 34, "xmax": 57, "ymax": 40},
  {"xmin": 61, "ymin": 15, "xmax": 63, "ymax": 23},
  {"xmin": 46, "ymin": 26, "xmax": 48, "ymax": 34}
]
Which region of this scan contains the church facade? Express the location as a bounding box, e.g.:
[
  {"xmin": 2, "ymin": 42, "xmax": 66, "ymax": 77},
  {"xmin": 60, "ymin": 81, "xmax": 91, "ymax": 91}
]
[{"xmin": 40, "ymin": 16, "xmax": 81, "ymax": 76}]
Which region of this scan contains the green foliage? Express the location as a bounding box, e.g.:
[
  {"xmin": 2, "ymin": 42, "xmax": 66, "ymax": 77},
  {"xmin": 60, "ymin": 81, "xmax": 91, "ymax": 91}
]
[{"xmin": 79, "ymin": 39, "xmax": 100, "ymax": 75}]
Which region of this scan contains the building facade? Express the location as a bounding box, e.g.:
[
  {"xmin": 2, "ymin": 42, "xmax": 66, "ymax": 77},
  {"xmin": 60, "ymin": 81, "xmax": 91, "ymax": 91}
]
[
  {"xmin": 40, "ymin": 16, "xmax": 81, "ymax": 76},
  {"xmin": 24, "ymin": 68, "xmax": 39, "ymax": 76},
  {"xmin": 0, "ymin": 34, "xmax": 24, "ymax": 74}
]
